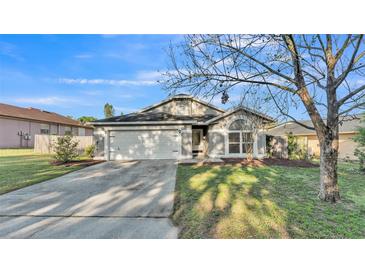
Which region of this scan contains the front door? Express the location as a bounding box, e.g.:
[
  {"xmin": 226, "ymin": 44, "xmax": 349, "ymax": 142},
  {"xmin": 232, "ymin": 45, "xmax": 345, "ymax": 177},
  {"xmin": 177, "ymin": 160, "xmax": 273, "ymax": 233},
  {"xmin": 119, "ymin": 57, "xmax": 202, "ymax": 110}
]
[{"xmin": 192, "ymin": 129, "xmax": 203, "ymax": 151}]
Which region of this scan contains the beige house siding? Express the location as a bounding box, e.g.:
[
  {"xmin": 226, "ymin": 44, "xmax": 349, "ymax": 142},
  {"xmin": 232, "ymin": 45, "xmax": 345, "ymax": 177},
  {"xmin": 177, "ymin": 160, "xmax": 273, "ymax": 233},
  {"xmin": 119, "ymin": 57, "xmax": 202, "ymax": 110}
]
[
  {"xmin": 34, "ymin": 135, "xmax": 93, "ymax": 154},
  {"xmin": 208, "ymin": 131, "xmax": 225, "ymax": 156},
  {"xmin": 191, "ymin": 100, "xmax": 222, "ymax": 116},
  {"xmin": 272, "ymin": 133, "xmax": 358, "ymax": 160},
  {"xmin": 146, "ymin": 100, "xmax": 187, "ymax": 115},
  {"xmin": 338, "ymin": 133, "xmax": 357, "ymax": 159},
  {"xmin": 307, "ymin": 135, "xmax": 320, "ymax": 156},
  {"xmin": 208, "ymin": 110, "xmax": 266, "ymax": 158},
  {"xmin": 306, "ymin": 133, "xmax": 357, "ymax": 160},
  {"xmin": 181, "ymin": 125, "xmax": 192, "ymax": 158},
  {"xmin": 143, "ymin": 98, "xmax": 222, "ymax": 116},
  {"xmin": 209, "ymin": 110, "xmax": 265, "ymax": 131}
]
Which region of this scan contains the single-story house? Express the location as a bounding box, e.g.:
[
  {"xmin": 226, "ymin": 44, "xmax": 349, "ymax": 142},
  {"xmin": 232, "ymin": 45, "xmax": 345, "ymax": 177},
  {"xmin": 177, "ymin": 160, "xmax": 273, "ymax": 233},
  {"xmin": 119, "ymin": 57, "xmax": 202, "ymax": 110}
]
[
  {"xmin": 91, "ymin": 94, "xmax": 274, "ymax": 160},
  {"xmin": 266, "ymin": 118, "xmax": 362, "ymax": 160},
  {"xmin": 0, "ymin": 103, "xmax": 93, "ymax": 148}
]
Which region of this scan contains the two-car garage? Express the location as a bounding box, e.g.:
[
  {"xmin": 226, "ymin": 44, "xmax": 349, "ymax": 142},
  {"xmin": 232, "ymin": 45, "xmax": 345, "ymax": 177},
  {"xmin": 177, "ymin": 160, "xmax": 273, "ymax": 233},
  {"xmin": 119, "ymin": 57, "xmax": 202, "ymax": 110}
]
[{"xmin": 108, "ymin": 129, "xmax": 181, "ymax": 160}]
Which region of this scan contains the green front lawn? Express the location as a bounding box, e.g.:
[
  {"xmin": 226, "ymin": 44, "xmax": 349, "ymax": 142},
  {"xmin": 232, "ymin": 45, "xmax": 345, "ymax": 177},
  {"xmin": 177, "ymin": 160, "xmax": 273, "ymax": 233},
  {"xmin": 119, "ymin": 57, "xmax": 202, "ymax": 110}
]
[
  {"xmin": 0, "ymin": 149, "xmax": 85, "ymax": 195},
  {"xmin": 173, "ymin": 162, "xmax": 365, "ymax": 238}
]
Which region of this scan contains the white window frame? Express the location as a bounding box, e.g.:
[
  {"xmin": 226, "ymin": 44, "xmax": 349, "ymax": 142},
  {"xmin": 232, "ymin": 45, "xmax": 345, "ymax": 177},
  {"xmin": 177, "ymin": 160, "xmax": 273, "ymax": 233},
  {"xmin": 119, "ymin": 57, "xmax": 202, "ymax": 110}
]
[
  {"xmin": 241, "ymin": 132, "xmax": 254, "ymax": 154},
  {"xmin": 227, "ymin": 130, "xmax": 241, "ymax": 155},
  {"xmin": 226, "ymin": 130, "xmax": 255, "ymax": 157}
]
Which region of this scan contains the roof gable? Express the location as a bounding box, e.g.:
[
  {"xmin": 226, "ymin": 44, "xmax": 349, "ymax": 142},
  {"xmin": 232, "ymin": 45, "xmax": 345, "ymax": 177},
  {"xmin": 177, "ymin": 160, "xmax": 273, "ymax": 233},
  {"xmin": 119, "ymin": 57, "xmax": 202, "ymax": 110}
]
[
  {"xmin": 205, "ymin": 106, "xmax": 275, "ymax": 124},
  {"xmin": 92, "ymin": 96, "xmax": 275, "ymax": 125},
  {"xmin": 139, "ymin": 95, "xmax": 225, "ymax": 115}
]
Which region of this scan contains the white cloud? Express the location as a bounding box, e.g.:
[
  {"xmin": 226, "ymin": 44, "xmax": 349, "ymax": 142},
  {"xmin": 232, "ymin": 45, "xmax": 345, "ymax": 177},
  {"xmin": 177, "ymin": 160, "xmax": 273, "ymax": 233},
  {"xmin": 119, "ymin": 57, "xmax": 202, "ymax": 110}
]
[
  {"xmin": 59, "ymin": 78, "xmax": 157, "ymax": 86},
  {"xmin": 100, "ymin": 34, "xmax": 120, "ymax": 39},
  {"xmin": 136, "ymin": 70, "xmax": 163, "ymax": 81},
  {"xmin": 0, "ymin": 41, "xmax": 23, "ymax": 61},
  {"xmin": 356, "ymin": 79, "xmax": 365, "ymax": 85},
  {"xmin": 14, "ymin": 96, "xmax": 78, "ymax": 106},
  {"xmin": 74, "ymin": 53, "xmax": 93, "ymax": 59}
]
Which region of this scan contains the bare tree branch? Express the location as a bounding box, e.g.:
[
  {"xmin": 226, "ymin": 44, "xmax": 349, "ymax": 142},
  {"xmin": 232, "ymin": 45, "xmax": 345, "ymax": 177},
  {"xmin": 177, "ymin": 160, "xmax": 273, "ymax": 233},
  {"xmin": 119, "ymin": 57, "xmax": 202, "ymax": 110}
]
[{"xmin": 334, "ymin": 35, "xmax": 364, "ymax": 88}]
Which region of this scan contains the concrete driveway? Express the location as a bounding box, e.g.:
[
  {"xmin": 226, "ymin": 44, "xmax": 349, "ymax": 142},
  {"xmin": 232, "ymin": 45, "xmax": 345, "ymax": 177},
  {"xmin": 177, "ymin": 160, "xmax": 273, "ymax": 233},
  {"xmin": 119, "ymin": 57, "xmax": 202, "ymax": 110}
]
[{"xmin": 0, "ymin": 160, "xmax": 179, "ymax": 239}]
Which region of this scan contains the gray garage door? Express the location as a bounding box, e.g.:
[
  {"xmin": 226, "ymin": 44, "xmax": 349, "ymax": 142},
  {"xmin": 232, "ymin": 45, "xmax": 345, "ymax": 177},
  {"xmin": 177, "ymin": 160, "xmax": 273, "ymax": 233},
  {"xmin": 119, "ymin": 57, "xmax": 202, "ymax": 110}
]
[{"xmin": 109, "ymin": 130, "xmax": 181, "ymax": 160}]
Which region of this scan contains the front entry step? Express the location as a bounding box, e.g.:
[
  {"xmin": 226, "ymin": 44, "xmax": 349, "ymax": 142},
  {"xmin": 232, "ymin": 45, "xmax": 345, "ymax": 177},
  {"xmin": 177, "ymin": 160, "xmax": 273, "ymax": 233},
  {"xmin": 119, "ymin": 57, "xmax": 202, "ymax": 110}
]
[{"xmin": 192, "ymin": 150, "xmax": 205, "ymax": 158}]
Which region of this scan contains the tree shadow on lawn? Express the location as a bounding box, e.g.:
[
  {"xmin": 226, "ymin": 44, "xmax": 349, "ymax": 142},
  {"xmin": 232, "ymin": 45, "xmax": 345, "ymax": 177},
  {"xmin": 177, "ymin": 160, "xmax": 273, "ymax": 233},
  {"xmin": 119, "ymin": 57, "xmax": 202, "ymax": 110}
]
[{"xmin": 173, "ymin": 163, "xmax": 365, "ymax": 239}]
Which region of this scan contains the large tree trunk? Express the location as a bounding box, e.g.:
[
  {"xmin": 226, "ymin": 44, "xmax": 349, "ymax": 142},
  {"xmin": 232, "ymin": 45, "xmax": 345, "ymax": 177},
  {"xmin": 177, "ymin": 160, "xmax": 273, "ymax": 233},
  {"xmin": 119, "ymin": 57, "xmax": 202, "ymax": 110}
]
[{"xmin": 318, "ymin": 129, "xmax": 340, "ymax": 202}]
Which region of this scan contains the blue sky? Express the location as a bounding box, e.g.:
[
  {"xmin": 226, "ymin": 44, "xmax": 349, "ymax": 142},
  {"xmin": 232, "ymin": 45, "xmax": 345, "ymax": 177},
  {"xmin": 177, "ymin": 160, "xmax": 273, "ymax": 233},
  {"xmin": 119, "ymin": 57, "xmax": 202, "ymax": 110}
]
[
  {"xmin": 0, "ymin": 34, "xmax": 194, "ymax": 119},
  {"xmin": 0, "ymin": 35, "xmax": 362, "ymax": 121}
]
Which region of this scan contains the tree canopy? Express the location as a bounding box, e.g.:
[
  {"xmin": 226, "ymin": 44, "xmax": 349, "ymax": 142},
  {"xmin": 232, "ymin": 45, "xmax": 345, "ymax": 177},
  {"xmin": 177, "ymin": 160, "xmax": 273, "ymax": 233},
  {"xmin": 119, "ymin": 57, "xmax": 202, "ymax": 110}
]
[
  {"xmin": 104, "ymin": 103, "xmax": 115, "ymax": 118},
  {"xmin": 163, "ymin": 34, "xmax": 365, "ymax": 203},
  {"xmin": 78, "ymin": 116, "xmax": 97, "ymax": 124}
]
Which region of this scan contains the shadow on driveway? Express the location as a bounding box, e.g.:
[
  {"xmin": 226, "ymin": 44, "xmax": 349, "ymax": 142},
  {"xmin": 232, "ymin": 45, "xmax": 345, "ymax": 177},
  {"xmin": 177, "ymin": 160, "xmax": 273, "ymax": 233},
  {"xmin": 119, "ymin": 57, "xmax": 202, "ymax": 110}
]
[{"xmin": 0, "ymin": 160, "xmax": 179, "ymax": 239}]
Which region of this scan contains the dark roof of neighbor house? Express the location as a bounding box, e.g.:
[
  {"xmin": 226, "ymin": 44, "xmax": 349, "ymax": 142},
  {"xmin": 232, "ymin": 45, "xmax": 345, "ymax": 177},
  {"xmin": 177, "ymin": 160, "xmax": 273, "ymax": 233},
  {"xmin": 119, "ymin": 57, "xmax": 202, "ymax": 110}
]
[
  {"xmin": 0, "ymin": 103, "xmax": 93, "ymax": 128},
  {"xmin": 267, "ymin": 117, "xmax": 362, "ymax": 136},
  {"xmin": 94, "ymin": 112, "xmax": 218, "ymax": 123}
]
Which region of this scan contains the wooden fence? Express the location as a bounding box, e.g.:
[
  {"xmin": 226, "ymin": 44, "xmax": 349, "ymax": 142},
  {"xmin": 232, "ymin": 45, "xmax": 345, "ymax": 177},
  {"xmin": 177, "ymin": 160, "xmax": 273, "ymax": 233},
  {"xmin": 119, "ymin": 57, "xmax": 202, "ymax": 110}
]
[{"xmin": 34, "ymin": 135, "xmax": 94, "ymax": 154}]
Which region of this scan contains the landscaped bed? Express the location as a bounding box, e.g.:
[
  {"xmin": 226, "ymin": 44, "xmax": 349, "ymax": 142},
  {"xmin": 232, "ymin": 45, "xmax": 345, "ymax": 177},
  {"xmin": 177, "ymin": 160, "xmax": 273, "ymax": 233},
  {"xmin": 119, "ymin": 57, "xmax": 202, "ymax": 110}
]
[
  {"xmin": 0, "ymin": 149, "xmax": 103, "ymax": 195},
  {"xmin": 51, "ymin": 159, "xmax": 104, "ymax": 167},
  {"xmin": 173, "ymin": 160, "xmax": 364, "ymax": 239}
]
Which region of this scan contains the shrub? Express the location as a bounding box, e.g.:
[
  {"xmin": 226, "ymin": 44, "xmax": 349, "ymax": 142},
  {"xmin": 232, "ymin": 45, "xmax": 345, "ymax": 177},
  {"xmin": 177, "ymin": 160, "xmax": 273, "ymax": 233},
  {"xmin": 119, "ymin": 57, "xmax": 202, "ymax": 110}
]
[
  {"xmin": 287, "ymin": 132, "xmax": 307, "ymax": 160},
  {"xmin": 84, "ymin": 144, "xmax": 96, "ymax": 158},
  {"xmin": 53, "ymin": 135, "xmax": 79, "ymax": 163}
]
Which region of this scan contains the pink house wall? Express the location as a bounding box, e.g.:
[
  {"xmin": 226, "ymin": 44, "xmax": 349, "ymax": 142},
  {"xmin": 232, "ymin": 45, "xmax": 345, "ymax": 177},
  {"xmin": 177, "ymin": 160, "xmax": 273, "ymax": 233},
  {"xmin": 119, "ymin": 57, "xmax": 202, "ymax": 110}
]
[
  {"xmin": 0, "ymin": 117, "xmax": 93, "ymax": 148},
  {"xmin": 85, "ymin": 128, "xmax": 93, "ymax": 136},
  {"xmin": 0, "ymin": 117, "xmax": 33, "ymax": 147}
]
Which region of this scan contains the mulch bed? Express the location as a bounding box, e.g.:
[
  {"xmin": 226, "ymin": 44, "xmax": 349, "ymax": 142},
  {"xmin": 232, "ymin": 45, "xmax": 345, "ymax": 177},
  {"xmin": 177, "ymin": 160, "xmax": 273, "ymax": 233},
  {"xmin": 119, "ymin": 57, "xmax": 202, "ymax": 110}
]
[
  {"xmin": 222, "ymin": 158, "xmax": 319, "ymax": 168},
  {"xmin": 50, "ymin": 159, "xmax": 105, "ymax": 167}
]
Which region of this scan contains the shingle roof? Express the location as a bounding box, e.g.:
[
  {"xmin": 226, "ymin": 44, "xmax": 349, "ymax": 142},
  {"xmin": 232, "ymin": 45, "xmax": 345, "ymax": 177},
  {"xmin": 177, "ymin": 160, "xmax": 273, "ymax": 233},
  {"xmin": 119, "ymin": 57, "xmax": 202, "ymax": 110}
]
[
  {"xmin": 267, "ymin": 117, "xmax": 362, "ymax": 136},
  {"xmin": 93, "ymin": 112, "xmax": 218, "ymax": 123},
  {"xmin": 0, "ymin": 103, "xmax": 92, "ymax": 128}
]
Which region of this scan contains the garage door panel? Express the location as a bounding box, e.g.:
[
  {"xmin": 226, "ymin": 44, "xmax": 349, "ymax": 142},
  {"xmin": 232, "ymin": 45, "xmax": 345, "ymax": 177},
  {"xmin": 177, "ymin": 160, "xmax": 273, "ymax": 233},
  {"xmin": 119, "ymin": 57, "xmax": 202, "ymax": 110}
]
[{"xmin": 109, "ymin": 130, "xmax": 180, "ymax": 160}]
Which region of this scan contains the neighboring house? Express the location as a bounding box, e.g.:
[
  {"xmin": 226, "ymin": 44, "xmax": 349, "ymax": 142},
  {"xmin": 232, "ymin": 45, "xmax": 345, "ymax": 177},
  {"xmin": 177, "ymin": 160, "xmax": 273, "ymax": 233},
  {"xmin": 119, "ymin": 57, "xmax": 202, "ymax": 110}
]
[
  {"xmin": 91, "ymin": 94, "xmax": 274, "ymax": 160},
  {"xmin": 266, "ymin": 118, "xmax": 361, "ymax": 160},
  {"xmin": 0, "ymin": 103, "xmax": 93, "ymax": 148}
]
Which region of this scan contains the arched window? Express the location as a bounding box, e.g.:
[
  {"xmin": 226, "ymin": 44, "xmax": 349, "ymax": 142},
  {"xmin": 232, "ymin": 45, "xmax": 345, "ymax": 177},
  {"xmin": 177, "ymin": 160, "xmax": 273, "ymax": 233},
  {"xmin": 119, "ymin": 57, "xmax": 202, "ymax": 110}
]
[{"xmin": 228, "ymin": 119, "xmax": 254, "ymax": 154}]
